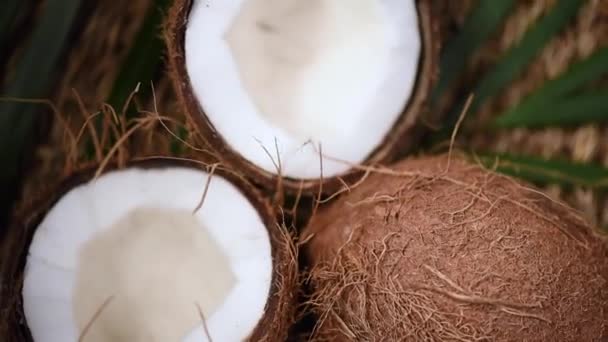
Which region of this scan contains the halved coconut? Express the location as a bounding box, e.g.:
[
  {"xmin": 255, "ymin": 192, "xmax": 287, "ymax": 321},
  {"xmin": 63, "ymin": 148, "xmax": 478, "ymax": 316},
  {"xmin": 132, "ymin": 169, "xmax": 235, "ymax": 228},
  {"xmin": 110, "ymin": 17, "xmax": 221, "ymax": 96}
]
[
  {"xmin": 0, "ymin": 161, "xmax": 296, "ymax": 341},
  {"xmin": 166, "ymin": 0, "xmax": 439, "ymax": 193}
]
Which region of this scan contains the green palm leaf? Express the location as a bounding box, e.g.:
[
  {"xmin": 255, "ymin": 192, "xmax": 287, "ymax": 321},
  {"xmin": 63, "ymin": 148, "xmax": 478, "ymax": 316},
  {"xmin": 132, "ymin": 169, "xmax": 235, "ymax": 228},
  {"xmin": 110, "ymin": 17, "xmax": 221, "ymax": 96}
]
[
  {"xmin": 493, "ymin": 90, "xmax": 608, "ymax": 128},
  {"xmin": 0, "ymin": 0, "xmax": 82, "ymax": 228},
  {"xmin": 494, "ymin": 47, "xmax": 608, "ymax": 127},
  {"xmin": 434, "ymin": 0, "xmax": 584, "ymax": 140},
  {"xmin": 431, "ymin": 0, "xmax": 515, "ymax": 104},
  {"xmin": 476, "ymin": 153, "xmax": 608, "ymax": 189}
]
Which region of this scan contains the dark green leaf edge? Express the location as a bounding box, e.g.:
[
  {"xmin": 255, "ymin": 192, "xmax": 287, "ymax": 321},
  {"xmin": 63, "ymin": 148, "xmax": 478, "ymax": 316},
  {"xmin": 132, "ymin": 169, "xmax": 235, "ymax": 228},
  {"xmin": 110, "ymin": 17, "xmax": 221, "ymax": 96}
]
[
  {"xmin": 431, "ymin": 0, "xmax": 515, "ymax": 105},
  {"xmin": 474, "ymin": 152, "xmax": 608, "ymax": 189},
  {"xmin": 494, "ymin": 47, "xmax": 608, "ymax": 128}
]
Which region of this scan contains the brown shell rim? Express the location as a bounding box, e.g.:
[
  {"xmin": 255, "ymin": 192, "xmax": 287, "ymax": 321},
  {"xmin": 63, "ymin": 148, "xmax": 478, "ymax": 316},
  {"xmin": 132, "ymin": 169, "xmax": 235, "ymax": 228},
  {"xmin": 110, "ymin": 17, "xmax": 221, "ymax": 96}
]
[
  {"xmin": 0, "ymin": 159, "xmax": 296, "ymax": 341},
  {"xmin": 165, "ymin": 0, "xmax": 441, "ymax": 195}
]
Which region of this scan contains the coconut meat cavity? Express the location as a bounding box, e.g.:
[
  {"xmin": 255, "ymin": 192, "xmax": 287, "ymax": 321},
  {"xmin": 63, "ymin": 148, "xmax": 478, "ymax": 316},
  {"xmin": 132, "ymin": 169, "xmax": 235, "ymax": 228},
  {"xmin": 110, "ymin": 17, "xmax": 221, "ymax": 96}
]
[
  {"xmin": 185, "ymin": 0, "xmax": 421, "ymax": 179},
  {"xmin": 22, "ymin": 167, "xmax": 272, "ymax": 342}
]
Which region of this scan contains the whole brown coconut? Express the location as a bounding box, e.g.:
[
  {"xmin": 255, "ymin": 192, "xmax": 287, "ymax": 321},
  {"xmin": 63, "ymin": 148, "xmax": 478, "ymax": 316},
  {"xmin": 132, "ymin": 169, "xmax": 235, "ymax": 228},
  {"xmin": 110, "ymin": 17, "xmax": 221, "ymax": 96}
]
[
  {"xmin": 304, "ymin": 154, "xmax": 608, "ymax": 341},
  {"xmin": 165, "ymin": 0, "xmax": 440, "ymax": 195},
  {"xmin": 0, "ymin": 160, "xmax": 297, "ymax": 342}
]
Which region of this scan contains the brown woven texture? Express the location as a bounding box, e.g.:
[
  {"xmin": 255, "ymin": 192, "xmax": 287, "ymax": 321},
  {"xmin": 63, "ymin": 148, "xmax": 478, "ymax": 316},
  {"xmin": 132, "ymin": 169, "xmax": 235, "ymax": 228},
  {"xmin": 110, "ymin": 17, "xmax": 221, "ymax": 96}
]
[
  {"xmin": 20, "ymin": 0, "xmax": 186, "ymax": 205},
  {"xmin": 442, "ymin": 0, "xmax": 608, "ymax": 228}
]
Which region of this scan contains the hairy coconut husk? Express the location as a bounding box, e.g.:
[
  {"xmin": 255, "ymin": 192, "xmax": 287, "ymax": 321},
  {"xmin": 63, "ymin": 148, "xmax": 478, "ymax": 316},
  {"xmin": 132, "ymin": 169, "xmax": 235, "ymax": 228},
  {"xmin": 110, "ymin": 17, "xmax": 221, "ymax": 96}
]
[
  {"xmin": 0, "ymin": 159, "xmax": 298, "ymax": 341},
  {"xmin": 164, "ymin": 0, "xmax": 441, "ymax": 195},
  {"xmin": 442, "ymin": 0, "xmax": 608, "ymax": 227},
  {"xmin": 15, "ymin": 0, "xmax": 182, "ymax": 228},
  {"xmin": 304, "ymin": 154, "xmax": 608, "ymax": 341},
  {"xmin": 2, "ymin": 98, "xmax": 295, "ymax": 340}
]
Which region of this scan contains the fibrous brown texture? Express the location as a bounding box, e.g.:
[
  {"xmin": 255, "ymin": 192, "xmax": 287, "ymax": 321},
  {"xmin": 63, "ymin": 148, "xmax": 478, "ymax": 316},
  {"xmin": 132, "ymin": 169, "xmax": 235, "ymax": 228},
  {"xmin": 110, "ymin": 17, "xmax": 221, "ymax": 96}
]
[
  {"xmin": 2, "ymin": 88, "xmax": 296, "ymax": 341},
  {"xmin": 304, "ymin": 154, "xmax": 608, "ymax": 341},
  {"xmin": 21, "ymin": 0, "xmax": 185, "ymax": 214},
  {"xmin": 0, "ymin": 160, "xmax": 298, "ymax": 342},
  {"xmin": 442, "ymin": 0, "xmax": 608, "ymax": 227},
  {"xmin": 164, "ymin": 0, "xmax": 441, "ymax": 195}
]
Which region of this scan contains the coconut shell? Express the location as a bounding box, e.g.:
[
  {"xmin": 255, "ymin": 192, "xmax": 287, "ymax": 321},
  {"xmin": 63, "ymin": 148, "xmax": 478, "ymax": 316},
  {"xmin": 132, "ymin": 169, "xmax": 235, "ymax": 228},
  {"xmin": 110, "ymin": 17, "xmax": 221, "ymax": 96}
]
[
  {"xmin": 0, "ymin": 160, "xmax": 297, "ymax": 342},
  {"xmin": 304, "ymin": 154, "xmax": 608, "ymax": 341},
  {"xmin": 164, "ymin": 0, "xmax": 441, "ymax": 195}
]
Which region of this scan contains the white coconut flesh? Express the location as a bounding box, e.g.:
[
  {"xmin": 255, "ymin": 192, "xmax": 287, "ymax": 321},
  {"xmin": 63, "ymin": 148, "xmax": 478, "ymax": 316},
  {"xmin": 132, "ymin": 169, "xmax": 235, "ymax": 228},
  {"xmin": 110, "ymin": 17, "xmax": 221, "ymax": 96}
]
[
  {"xmin": 22, "ymin": 167, "xmax": 272, "ymax": 342},
  {"xmin": 185, "ymin": 0, "xmax": 421, "ymax": 179}
]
